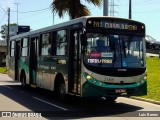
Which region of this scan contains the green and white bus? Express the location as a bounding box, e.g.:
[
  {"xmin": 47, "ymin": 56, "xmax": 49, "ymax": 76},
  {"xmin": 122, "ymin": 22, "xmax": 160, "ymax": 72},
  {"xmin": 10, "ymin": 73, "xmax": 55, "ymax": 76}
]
[{"xmin": 8, "ymin": 16, "xmax": 147, "ymax": 101}]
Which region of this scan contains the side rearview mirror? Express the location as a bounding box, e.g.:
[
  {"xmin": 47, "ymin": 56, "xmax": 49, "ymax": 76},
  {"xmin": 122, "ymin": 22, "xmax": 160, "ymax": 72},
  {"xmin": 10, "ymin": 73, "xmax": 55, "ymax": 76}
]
[{"xmin": 80, "ymin": 34, "xmax": 87, "ymax": 46}]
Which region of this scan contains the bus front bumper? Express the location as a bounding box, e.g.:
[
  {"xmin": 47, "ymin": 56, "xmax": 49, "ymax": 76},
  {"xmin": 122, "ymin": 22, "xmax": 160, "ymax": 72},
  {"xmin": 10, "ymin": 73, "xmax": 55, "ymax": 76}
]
[{"xmin": 82, "ymin": 74, "xmax": 147, "ymax": 98}]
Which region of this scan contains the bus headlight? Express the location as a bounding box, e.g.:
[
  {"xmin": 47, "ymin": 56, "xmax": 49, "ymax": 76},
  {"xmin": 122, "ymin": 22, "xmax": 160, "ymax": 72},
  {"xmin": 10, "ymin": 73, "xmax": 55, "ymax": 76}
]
[
  {"xmin": 144, "ymin": 71, "xmax": 147, "ymax": 80},
  {"xmin": 86, "ymin": 75, "xmax": 92, "ymax": 80},
  {"xmin": 144, "ymin": 76, "xmax": 147, "ymax": 80},
  {"xmin": 144, "ymin": 73, "xmax": 147, "ymax": 80}
]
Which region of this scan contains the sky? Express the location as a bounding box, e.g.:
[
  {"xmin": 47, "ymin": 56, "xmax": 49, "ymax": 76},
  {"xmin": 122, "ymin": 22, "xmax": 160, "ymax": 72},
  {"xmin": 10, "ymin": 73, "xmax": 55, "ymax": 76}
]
[{"xmin": 0, "ymin": 0, "xmax": 160, "ymax": 41}]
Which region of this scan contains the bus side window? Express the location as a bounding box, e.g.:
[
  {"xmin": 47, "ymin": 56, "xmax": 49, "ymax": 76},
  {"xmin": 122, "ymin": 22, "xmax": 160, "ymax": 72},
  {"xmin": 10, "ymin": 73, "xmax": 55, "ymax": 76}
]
[
  {"xmin": 21, "ymin": 38, "xmax": 28, "ymax": 57},
  {"xmin": 56, "ymin": 30, "xmax": 67, "ymax": 55},
  {"xmin": 10, "ymin": 41, "xmax": 15, "ymax": 57},
  {"xmin": 41, "ymin": 33, "xmax": 51, "ymax": 56}
]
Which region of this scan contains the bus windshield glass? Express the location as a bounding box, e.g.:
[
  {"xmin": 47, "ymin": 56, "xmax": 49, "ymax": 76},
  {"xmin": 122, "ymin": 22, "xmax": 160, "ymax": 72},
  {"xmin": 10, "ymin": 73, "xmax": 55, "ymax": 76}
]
[{"xmin": 84, "ymin": 33, "xmax": 145, "ymax": 68}]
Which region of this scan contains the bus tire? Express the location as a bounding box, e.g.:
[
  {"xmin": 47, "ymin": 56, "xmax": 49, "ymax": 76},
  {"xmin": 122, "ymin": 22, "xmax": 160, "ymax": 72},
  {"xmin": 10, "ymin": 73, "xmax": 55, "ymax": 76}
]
[
  {"xmin": 56, "ymin": 79, "xmax": 68, "ymax": 101},
  {"xmin": 105, "ymin": 97, "xmax": 117, "ymax": 102},
  {"xmin": 20, "ymin": 71, "xmax": 26, "ymax": 88}
]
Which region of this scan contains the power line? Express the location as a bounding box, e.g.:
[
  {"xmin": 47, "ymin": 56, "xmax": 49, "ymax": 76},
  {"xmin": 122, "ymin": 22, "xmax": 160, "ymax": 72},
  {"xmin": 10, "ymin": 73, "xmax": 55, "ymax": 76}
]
[
  {"xmin": 0, "ymin": 4, "xmax": 6, "ymax": 13},
  {"xmin": 10, "ymin": 7, "xmax": 50, "ymax": 13},
  {"xmin": 134, "ymin": 9, "xmax": 160, "ymax": 13},
  {"xmin": 0, "ymin": 13, "xmax": 7, "ymax": 24},
  {"xmin": 117, "ymin": 9, "xmax": 160, "ymax": 14},
  {"xmin": 118, "ymin": 0, "xmax": 157, "ymax": 6},
  {"xmin": 11, "ymin": 8, "xmax": 50, "ymax": 22},
  {"xmin": 111, "ymin": 0, "xmax": 160, "ymax": 18},
  {"xmin": 132, "ymin": 0, "xmax": 155, "ymax": 5},
  {"xmin": 20, "ymin": 15, "xmax": 52, "ymax": 24}
]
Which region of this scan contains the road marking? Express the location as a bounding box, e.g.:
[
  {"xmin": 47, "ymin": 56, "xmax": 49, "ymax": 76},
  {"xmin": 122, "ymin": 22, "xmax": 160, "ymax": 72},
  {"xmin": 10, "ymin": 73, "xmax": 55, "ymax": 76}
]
[
  {"xmin": 0, "ymin": 83, "xmax": 21, "ymax": 86},
  {"xmin": 33, "ymin": 97, "xmax": 68, "ymax": 111},
  {"xmin": 4, "ymin": 85, "xmax": 13, "ymax": 89},
  {"xmin": 0, "ymin": 85, "xmax": 13, "ymax": 89}
]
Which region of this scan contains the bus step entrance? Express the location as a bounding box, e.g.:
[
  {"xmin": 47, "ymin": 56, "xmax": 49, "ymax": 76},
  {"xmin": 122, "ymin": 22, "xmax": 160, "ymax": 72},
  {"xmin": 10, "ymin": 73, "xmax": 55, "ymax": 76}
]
[{"xmin": 30, "ymin": 84, "xmax": 37, "ymax": 88}]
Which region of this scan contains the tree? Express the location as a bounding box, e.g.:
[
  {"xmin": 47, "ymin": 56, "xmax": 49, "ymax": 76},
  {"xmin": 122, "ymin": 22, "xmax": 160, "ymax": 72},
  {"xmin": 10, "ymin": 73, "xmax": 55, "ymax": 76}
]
[
  {"xmin": 0, "ymin": 25, "xmax": 6, "ymax": 40},
  {"xmin": 0, "ymin": 23, "xmax": 17, "ymax": 41},
  {"xmin": 51, "ymin": 0, "xmax": 102, "ymax": 19}
]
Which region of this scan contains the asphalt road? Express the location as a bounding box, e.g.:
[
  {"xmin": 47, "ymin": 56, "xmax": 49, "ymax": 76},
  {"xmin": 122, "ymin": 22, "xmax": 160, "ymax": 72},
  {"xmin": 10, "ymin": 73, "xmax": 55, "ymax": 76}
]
[{"xmin": 0, "ymin": 74, "xmax": 160, "ymax": 120}]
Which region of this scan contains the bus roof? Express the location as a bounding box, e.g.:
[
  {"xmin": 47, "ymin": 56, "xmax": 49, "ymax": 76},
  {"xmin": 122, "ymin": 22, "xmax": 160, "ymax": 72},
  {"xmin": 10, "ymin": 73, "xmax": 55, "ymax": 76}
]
[{"xmin": 10, "ymin": 16, "xmax": 144, "ymax": 40}]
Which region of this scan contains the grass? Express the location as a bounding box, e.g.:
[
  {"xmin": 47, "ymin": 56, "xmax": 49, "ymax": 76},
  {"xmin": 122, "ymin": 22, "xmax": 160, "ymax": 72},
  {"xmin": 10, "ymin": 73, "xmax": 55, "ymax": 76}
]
[
  {"xmin": 0, "ymin": 66, "xmax": 7, "ymax": 74},
  {"xmin": 0, "ymin": 57, "xmax": 160, "ymax": 101},
  {"xmin": 140, "ymin": 57, "xmax": 160, "ymax": 101}
]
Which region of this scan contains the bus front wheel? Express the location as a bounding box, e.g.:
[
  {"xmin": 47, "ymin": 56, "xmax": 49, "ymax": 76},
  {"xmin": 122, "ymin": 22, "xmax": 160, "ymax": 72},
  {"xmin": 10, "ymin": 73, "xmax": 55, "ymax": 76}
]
[{"xmin": 57, "ymin": 81, "xmax": 67, "ymax": 101}]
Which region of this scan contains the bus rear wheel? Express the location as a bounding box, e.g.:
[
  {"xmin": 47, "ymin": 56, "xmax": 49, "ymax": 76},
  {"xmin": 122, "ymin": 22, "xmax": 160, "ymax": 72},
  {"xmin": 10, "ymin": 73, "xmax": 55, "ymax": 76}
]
[{"xmin": 21, "ymin": 72, "xmax": 26, "ymax": 88}]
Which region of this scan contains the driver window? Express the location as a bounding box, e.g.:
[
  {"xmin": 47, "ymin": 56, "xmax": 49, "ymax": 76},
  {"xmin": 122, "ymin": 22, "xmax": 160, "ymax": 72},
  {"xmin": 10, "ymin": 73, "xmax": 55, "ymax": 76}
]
[
  {"xmin": 94, "ymin": 37, "xmax": 109, "ymax": 52},
  {"xmin": 86, "ymin": 34, "xmax": 111, "ymax": 53}
]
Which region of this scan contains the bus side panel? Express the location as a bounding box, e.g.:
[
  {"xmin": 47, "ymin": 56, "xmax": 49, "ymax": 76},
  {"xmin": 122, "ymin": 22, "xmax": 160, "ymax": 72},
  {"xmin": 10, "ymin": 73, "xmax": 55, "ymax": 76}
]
[
  {"xmin": 36, "ymin": 56, "xmax": 51, "ymax": 90},
  {"xmin": 36, "ymin": 56, "xmax": 68, "ymax": 91},
  {"xmin": 8, "ymin": 57, "xmax": 15, "ymax": 80},
  {"xmin": 18, "ymin": 57, "xmax": 30, "ymax": 84},
  {"xmin": 49, "ymin": 57, "xmax": 59, "ymax": 91},
  {"xmin": 36, "ymin": 60, "xmax": 43, "ymax": 88}
]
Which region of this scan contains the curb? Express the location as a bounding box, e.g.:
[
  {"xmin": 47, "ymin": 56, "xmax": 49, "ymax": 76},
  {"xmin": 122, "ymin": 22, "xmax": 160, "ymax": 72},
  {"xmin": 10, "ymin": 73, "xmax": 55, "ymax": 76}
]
[{"xmin": 130, "ymin": 97, "xmax": 160, "ymax": 105}]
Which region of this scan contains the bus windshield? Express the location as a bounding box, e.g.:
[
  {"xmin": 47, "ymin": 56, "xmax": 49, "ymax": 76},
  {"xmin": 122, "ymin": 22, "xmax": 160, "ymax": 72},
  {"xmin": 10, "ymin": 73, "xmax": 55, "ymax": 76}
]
[{"xmin": 84, "ymin": 33, "xmax": 145, "ymax": 68}]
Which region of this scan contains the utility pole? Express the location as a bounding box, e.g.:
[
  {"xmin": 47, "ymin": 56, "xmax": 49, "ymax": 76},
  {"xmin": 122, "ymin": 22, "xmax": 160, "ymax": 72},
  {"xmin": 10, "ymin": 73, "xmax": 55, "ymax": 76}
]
[
  {"xmin": 103, "ymin": 0, "xmax": 109, "ymax": 16},
  {"xmin": 53, "ymin": 11, "xmax": 54, "ymax": 25},
  {"xmin": 110, "ymin": 0, "xmax": 118, "ymax": 17},
  {"xmin": 7, "ymin": 8, "xmax": 10, "ymax": 55},
  {"xmin": 129, "ymin": 0, "xmax": 132, "ymax": 19},
  {"xmin": 15, "ymin": 3, "xmax": 20, "ymax": 25}
]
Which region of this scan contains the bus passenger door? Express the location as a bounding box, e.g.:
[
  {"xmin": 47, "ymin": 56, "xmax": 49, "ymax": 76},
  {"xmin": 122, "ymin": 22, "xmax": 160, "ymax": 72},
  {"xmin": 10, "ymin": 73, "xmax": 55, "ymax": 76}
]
[
  {"xmin": 68, "ymin": 29, "xmax": 81, "ymax": 95},
  {"xmin": 15, "ymin": 41, "xmax": 20, "ymax": 81},
  {"xmin": 29, "ymin": 37, "xmax": 38, "ymax": 86},
  {"xmin": 37, "ymin": 32, "xmax": 52, "ymax": 90}
]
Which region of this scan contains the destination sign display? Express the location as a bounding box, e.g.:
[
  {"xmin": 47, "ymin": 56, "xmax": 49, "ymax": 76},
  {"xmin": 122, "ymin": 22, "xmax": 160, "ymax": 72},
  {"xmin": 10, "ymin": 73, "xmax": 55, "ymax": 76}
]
[{"xmin": 86, "ymin": 18, "xmax": 145, "ymax": 31}]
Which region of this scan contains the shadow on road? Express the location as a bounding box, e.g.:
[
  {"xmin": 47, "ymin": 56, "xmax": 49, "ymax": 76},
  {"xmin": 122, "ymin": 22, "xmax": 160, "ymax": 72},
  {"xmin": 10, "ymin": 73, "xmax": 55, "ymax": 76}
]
[{"xmin": 0, "ymin": 85, "xmax": 143, "ymax": 119}]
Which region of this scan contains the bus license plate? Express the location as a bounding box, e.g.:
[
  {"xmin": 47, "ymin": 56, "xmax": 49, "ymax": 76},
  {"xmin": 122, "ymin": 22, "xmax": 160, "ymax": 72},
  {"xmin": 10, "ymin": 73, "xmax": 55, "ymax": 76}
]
[{"xmin": 115, "ymin": 89, "xmax": 126, "ymax": 93}]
